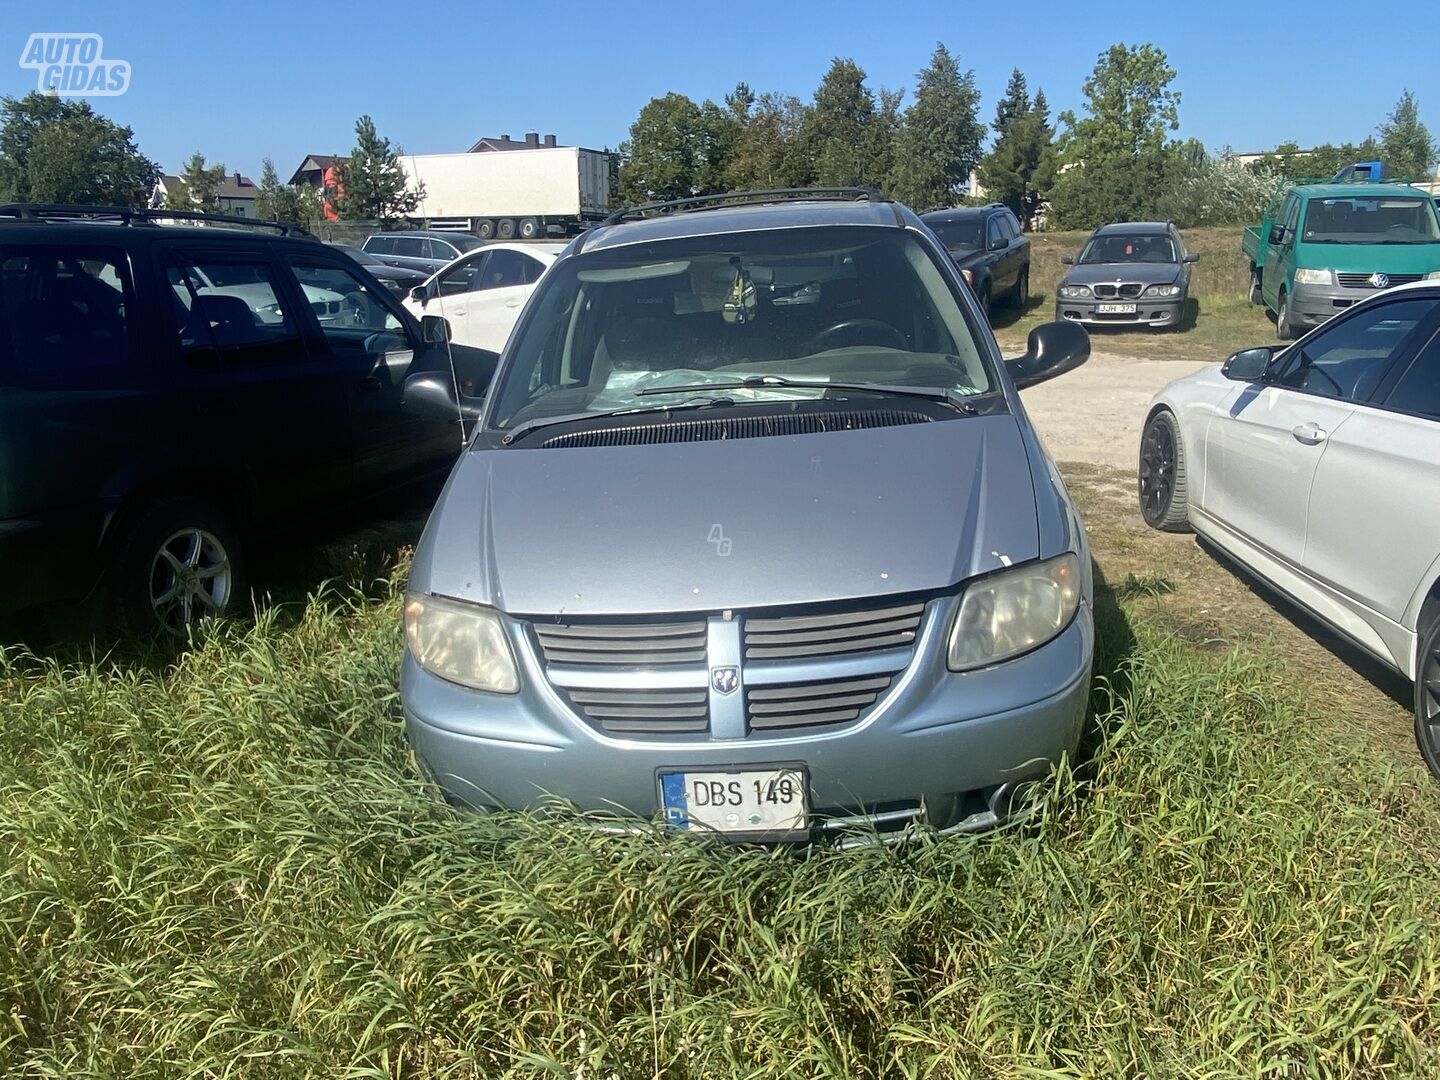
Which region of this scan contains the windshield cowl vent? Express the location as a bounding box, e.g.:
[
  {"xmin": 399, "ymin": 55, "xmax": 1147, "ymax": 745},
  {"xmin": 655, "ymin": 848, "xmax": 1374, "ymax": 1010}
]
[{"xmin": 539, "ymin": 409, "xmax": 933, "ymax": 449}]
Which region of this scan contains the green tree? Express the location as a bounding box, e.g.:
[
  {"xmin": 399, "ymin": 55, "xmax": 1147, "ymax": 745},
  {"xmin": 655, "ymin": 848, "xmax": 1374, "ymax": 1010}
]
[
  {"xmin": 254, "ymin": 157, "xmax": 321, "ymax": 228},
  {"xmin": 992, "ymin": 68, "xmax": 1029, "ymax": 140},
  {"xmin": 978, "ymin": 87, "xmax": 1057, "ymax": 229},
  {"xmin": 1048, "ymin": 43, "xmax": 1182, "ymax": 229},
  {"xmin": 616, "ymin": 92, "xmax": 707, "ymax": 204},
  {"xmin": 803, "ymin": 58, "xmax": 889, "ymax": 188},
  {"xmin": 0, "ymin": 91, "xmax": 158, "ymax": 205},
  {"xmin": 1378, "ymin": 90, "xmax": 1436, "ymax": 180},
  {"xmin": 332, "ymin": 115, "xmax": 422, "ymax": 222},
  {"xmin": 724, "ymin": 91, "xmax": 811, "ymax": 191},
  {"xmin": 164, "ymin": 152, "xmax": 227, "ymax": 213}
]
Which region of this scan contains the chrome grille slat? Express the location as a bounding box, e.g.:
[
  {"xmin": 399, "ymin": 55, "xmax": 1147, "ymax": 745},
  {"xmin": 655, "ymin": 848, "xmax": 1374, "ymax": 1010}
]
[
  {"xmin": 745, "ymin": 631, "xmax": 918, "ymax": 660},
  {"xmin": 1337, "ymin": 272, "xmax": 1422, "ymax": 288},
  {"xmin": 749, "ymin": 691, "xmax": 878, "ymax": 714},
  {"xmin": 568, "ymin": 688, "xmax": 707, "ymax": 706},
  {"xmin": 748, "ymin": 675, "xmax": 892, "ymax": 701},
  {"xmin": 541, "ymin": 647, "xmax": 708, "ymax": 665},
  {"xmin": 744, "ymin": 614, "xmax": 922, "ymax": 647},
  {"xmin": 745, "ymin": 673, "xmax": 895, "ymax": 731},
  {"xmin": 745, "ymin": 602, "xmax": 924, "ymax": 633},
  {"xmin": 538, "ymin": 621, "xmax": 707, "ymax": 640},
  {"xmin": 743, "ymin": 602, "xmax": 923, "ymax": 662}
]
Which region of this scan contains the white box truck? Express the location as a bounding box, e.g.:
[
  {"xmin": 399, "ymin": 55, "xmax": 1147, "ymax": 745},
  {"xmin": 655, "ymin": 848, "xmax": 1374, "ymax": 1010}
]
[{"xmin": 399, "ymin": 146, "xmax": 611, "ymax": 240}]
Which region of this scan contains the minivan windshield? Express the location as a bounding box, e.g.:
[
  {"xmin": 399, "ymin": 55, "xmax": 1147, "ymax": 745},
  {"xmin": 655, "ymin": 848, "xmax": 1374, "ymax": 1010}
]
[
  {"xmin": 1302, "ymin": 196, "xmax": 1440, "ymax": 244},
  {"xmin": 488, "ymin": 227, "xmax": 993, "ymax": 430},
  {"xmin": 1078, "ymin": 234, "xmax": 1177, "ymax": 264}
]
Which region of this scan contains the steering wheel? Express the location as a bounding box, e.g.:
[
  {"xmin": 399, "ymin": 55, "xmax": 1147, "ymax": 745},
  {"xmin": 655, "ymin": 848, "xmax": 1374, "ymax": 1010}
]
[{"xmin": 808, "ymin": 318, "xmax": 909, "ymax": 352}]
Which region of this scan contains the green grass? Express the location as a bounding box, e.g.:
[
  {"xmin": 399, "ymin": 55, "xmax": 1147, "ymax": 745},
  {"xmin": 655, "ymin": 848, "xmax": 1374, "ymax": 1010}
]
[{"xmin": 3, "ymin": 559, "xmax": 1440, "ymax": 1077}]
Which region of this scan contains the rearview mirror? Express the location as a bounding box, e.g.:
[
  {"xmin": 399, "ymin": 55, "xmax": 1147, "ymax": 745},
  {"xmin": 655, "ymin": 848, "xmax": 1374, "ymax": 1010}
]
[
  {"xmin": 421, "ymin": 314, "xmax": 452, "ymax": 343},
  {"xmin": 1268, "ymin": 224, "xmax": 1288, "ymax": 245},
  {"xmin": 1184, "ymin": 252, "xmax": 1200, "ymax": 263},
  {"xmin": 1221, "ymin": 346, "xmax": 1276, "ymax": 382},
  {"xmin": 1060, "ymin": 254, "xmax": 1074, "ymax": 265},
  {"xmin": 989, "ymin": 235, "xmax": 1007, "ymax": 252},
  {"xmin": 1006, "ymin": 320, "xmax": 1090, "ymax": 390}
]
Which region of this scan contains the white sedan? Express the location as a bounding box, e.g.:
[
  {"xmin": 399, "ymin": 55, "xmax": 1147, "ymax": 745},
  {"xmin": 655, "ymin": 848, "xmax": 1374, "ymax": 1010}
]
[
  {"xmin": 1140, "ymin": 282, "xmax": 1440, "ymax": 777},
  {"xmin": 402, "ymin": 241, "xmax": 566, "ymax": 353}
]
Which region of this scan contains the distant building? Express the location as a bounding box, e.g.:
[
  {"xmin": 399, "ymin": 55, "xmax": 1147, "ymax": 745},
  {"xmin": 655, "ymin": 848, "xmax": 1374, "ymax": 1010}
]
[
  {"xmin": 151, "ymin": 171, "xmax": 259, "ymax": 216},
  {"xmin": 288, "ymin": 154, "xmax": 348, "ymax": 189},
  {"xmin": 467, "ymin": 132, "xmax": 563, "ymax": 153}
]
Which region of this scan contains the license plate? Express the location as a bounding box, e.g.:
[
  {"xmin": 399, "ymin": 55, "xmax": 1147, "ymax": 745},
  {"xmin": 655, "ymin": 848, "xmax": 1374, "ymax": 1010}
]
[
  {"xmin": 1096, "ymin": 302, "xmax": 1137, "ymax": 314},
  {"xmin": 660, "ymin": 767, "xmax": 808, "ymax": 839}
]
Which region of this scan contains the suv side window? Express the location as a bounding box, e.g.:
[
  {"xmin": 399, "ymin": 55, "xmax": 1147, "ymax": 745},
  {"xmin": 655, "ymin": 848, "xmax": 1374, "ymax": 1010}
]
[
  {"xmin": 283, "ymin": 255, "xmax": 406, "ymax": 353},
  {"xmin": 1001, "ymin": 213, "xmax": 1020, "ymax": 239},
  {"xmin": 477, "ymin": 249, "xmax": 528, "ymax": 289},
  {"xmin": 424, "ymin": 239, "xmax": 457, "ymax": 263},
  {"xmin": 0, "ymin": 247, "xmax": 132, "ymax": 379},
  {"xmin": 1274, "ymin": 297, "xmax": 1435, "ymax": 402},
  {"xmin": 1383, "ymin": 322, "xmax": 1440, "ymax": 420},
  {"xmin": 985, "ymin": 217, "xmax": 1004, "ymax": 250},
  {"xmin": 394, "ymin": 237, "xmax": 425, "ymax": 258},
  {"xmin": 364, "ymin": 236, "xmax": 391, "ymax": 255},
  {"xmin": 168, "ymin": 253, "xmax": 304, "ymax": 360}
]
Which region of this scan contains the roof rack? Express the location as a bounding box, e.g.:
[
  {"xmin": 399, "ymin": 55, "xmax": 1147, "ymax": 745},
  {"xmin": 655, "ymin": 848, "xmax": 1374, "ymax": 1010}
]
[
  {"xmin": 601, "ymin": 187, "xmax": 888, "ymax": 227},
  {"xmin": 0, "ymin": 203, "xmax": 314, "ymax": 237}
]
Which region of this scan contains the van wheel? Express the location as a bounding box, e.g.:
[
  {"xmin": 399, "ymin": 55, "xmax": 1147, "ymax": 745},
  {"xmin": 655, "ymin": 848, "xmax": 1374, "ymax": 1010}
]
[
  {"xmin": 519, "ymin": 217, "xmax": 541, "ymax": 240},
  {"xmin": 1415, "ymin": 607, "xmax": 1440, "ymax": 780},
  {"xmin": 112, "ymin": 498, "xmax": 245, "ymax": 640},
  {"xmin": 474, "ymin": 219, "xmax": 495, "ymax": 240},
  {"xmin": 496, "ymin": 219, "xmax": 517, "ymax": 240},
  {"xmin": 1249, "ymin": 269, "xmax": 1263, "ymax": 306},
  {"xmin": 1276, "ymin": 289, "xmax": 1296, "ymax": 341},
  {"xmin": 1138, "ymin": 410, "xmax": 1190, "ymax": 532}
]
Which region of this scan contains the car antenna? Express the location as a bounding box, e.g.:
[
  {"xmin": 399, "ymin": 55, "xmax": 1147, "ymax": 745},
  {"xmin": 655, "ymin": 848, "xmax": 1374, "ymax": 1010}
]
[{"xmin": 427, "ymin": 241, "xmax": 468, "ymax": 446}]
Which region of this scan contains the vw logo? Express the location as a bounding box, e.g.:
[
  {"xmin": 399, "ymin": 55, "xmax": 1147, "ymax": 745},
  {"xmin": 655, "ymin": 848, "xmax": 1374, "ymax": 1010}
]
[
  {"xmin": 1370, "ymin": 272, "xmax": 1390, "ymax": 289},
  {"xmin": 710, "ymin": 666, "xmax": 739, "ymax": 695}
]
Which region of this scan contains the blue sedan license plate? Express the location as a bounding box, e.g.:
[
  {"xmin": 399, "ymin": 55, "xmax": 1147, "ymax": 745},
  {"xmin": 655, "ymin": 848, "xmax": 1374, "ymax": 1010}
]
[{"xmin": 660, "ymin": 767, "xmax": 808, "ymax": 839}]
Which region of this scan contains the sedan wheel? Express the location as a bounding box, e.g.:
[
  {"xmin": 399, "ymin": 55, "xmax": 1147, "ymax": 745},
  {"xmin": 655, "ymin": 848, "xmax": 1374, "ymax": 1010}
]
[
  {"xmin": 1415, "ymin": 613, "xmax": 1440, "ymax": 780},
  {"xmin": 1138, "ymin": 410, "xmax": 1190, "ymax": 532}
]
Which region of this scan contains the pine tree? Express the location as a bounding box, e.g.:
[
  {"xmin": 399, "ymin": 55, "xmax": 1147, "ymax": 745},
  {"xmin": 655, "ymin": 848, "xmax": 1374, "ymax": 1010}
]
[
  {"xmin": 254, "ymin": 157, "xmax": 321, "ymax": 228},
  {"xmin": 886, "ymin": 43, "xmax": 982, "ymax": 209},
  {"xmin": 802, "ymin": 58, "xmax": 885, "ymax": 188},
  {"xmin": 992, "ymin": 68, "xmax": 1030, "ymax": 138},
  {"xmin": 165, "ymin": 152, "xmax": 227, "ymax": 213},
  {"xmin": 1378, "ymin": 90, "xmax": 1436, "ymax": 180},
  {"xmin": 978, "ymin": 85, "xmax": 1056, "ymax": 228},
  {"xmin": 332, "ymin": 116, "xmax": 423, "ymax": 222}
]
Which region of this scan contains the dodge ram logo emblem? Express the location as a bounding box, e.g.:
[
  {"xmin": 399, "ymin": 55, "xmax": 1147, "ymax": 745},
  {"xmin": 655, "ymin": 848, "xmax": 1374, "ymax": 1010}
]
[
  {"xmin": 711, "ymin": 666, "xmax": 739, "ymax": 695},
  {"xmin": 1370, "ymin": 272, "xmax": 1390, "ymax": 289}
]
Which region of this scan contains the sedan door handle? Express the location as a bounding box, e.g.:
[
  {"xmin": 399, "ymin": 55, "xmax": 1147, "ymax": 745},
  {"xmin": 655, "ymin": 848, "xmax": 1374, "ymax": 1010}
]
[{"xmin": 1292, "ymin": 422, "xmax": 1327, "ymax": 445}]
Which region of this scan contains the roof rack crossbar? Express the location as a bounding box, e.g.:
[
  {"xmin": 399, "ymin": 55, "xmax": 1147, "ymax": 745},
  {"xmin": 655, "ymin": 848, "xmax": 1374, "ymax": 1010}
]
[
  {"xmin": 0, "ymin": 203, "xmax": 313, "ymax": 237},
  {"xmin": 602, "ymin": 187, "xmax": 887, "ymax": 226}
]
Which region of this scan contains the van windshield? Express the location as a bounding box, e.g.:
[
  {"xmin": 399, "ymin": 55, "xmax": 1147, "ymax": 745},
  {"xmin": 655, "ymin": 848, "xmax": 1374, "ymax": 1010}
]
[
  {"xmin": 1302, "ymin": 196, "xmax": 1440, "ymax": 244},
  {"xmin": 488, "ymin": 227, "xmax": 993, "ymax": 430}
]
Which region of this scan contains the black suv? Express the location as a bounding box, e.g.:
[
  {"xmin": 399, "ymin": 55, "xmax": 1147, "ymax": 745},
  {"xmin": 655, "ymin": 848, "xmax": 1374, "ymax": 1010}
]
[
  {"xmin": 361, "ymin": 231, "xmax": 483, "ymax": 275},
  {"xmin": 919, "ymin": 204, "xmax": 1030, "ymax": 321},
  {"xmin": 0, "ymin": 205, "xmax": 494, "ymax": 636}
]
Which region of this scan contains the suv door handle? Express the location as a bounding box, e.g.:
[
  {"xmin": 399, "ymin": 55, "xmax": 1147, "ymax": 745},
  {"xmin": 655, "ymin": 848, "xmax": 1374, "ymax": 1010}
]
[{"xmin": 1292, "ymin": 422, "xmax": 1327, "ymax": 445}]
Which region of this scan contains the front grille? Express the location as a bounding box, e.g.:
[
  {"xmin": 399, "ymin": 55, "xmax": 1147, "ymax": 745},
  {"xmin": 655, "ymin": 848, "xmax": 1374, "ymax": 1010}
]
[
  {"xmin": 747, "ymin": 672, "xmax": 895, "ymax": 730},
  {"xmin": 533, "ymin": 619, "xmax": 707, "ymax": 667},
  {"xmin": 1091, "ymin": 283, "xmax": 1144, "ymax": 300},
  {"xmin": 743, "ymin": 601, "xmax": 924, "ymax": 660},
  {"xmin": 1337, "ymin": 272, "xmax": 1422, "ymax": 289},
  {"xmin": 564, "ymin": 686, "xmax": 709, "ymax": 735},
  {"xmin": 539, "ymin": 409, "xmax": 932, "ymax": 449}
]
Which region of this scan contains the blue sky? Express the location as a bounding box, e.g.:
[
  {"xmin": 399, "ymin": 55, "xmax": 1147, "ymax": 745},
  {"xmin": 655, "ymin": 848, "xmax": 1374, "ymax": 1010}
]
[{"xmin": 3, "ymin": 1, "xmax": 1436, "ymax": 181}]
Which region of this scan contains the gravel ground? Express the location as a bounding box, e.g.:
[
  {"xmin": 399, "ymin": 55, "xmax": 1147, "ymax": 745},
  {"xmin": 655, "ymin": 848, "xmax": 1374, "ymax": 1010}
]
[{"xmin": 1018, "ymin": 350, "xmax": 1210, "ymax": 471}]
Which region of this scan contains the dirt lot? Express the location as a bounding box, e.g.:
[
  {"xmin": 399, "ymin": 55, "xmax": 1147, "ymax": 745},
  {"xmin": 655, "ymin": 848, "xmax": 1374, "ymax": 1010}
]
[{"xmin": 1020, "ymin": 353, "xmax": 1421, "ymax": 772}]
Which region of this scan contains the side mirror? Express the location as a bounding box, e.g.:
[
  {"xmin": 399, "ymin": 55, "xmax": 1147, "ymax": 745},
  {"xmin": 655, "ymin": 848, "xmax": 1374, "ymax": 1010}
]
[
  {"xmin": 1183, "ymin": 252, "xmax": 1200, "ymax": 263},
  {"xmin": 1006, "ymin": 320, "xmax": 1090, "ymax": 390},
  {"xmin": 1268, "ymin": 224, "xmax": 1288, "ymax": 245},
  {"xmin": 1222, "ymin": 346, "xmax": 1276, "ymax": 382},
  {"xmin": 363, "ymin": 330, "xmax": 408, "ymax": 356},
  {"xmin": 989, "ymin": 236, "xmax": 1007, "ymax": 252},
  {"xmin": 1060, "ymin": 254, "xmax": 1074, "ymax": 265},
  {"xmin": 410, "ymin": 284, "xmax": 431, "ymax": 304},
  {"xmin": 421, "ymin": 314, "xmax": 452, "ymax": 343}
]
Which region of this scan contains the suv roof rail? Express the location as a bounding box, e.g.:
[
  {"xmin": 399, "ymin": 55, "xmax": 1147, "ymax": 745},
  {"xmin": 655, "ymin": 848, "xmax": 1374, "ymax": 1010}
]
[
  {"xmin": 0, "ymin": 203, "xmax": 314, "ymax": 237},
  {"xmin": 601, "ymin": 187, "xmax": 888, "ymax": 227}
]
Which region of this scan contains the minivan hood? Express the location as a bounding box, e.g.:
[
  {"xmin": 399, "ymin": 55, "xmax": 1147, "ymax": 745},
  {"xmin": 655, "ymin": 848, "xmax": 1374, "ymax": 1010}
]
[
  {"xmin": 1062, "ymin": 262, "xmax": 1180, "ymax": 287},
  {"xmin": 415, "ymin": 416, "xmax": 1040, "ymax": 617},
  {"xmin": 1295, "ymin": 241, "xmax": 1440, "ymax": 274}
]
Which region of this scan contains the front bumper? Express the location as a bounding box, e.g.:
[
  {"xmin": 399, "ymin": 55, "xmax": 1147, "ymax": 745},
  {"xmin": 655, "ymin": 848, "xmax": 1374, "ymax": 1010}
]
[
  {"xmin": 1288, "ymin": 281, "xmax": 1379, "ymax": 328},
  {"xmin": 1056, "ymin": 295, "xmax": 1183, "ymax": 328},
  {"xmin": 401, "ymin": 598, "xmax": 1095, "ymax": 839}
]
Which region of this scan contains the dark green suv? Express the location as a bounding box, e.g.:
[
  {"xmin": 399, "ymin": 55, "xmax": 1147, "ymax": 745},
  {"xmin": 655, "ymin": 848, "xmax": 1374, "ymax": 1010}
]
[{"xmin": 0, "ymin": 205, "xmax": 494, "ymax": 636}]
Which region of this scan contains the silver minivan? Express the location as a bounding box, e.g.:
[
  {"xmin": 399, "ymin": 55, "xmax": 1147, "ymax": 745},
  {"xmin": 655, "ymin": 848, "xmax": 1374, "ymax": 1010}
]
[{"xmin": 399, "ymin": 192, "xmax": 1095, "ymax": 843}]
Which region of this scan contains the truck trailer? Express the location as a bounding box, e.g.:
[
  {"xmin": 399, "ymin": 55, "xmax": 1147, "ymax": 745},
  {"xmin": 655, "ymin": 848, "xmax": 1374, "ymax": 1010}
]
[{"xmin": 399, "ymin": 145, "xmax": 611, "ymax": 240}]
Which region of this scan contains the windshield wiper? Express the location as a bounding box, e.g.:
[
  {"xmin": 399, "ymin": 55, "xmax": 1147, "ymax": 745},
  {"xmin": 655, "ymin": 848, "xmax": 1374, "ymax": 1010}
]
[
  {"xmin": 501, "ymin": 397, "xmax": 736, "ymax": 445},
  {"xmin": 636, "ymin": 373, "xmax": 973, "ymax": 407}
]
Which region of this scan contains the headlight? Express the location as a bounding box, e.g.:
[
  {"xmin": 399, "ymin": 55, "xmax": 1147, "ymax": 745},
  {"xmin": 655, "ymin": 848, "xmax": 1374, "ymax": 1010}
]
[
  {"xmin": 1057, "ymin": 284, "xmax": 1092, "ymax": 299},
  {"xmin": 1142, "ymin": 283, "xmax": 1182, "ymax": 298},
  {"xmin": 947, "ymin": 553, "xmax": 1082, "ymax": 671},
  {"xmin": 1425, "ymin": 270, "xmax": 1440, "ymax": 280},
  {"xmin": 404, "ymin": 593, "xmax": 519, "ymax": 693},
  {"xmin": 1293, "ymin": 268, "xmax": 1334, "ymax": 286}
]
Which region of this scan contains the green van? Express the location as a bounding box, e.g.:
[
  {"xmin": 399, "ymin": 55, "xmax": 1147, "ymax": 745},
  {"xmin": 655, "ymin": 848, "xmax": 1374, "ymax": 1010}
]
[{"xmin": 1241, "ymin": 182, "xmax": 1440, "ymax": 338}]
